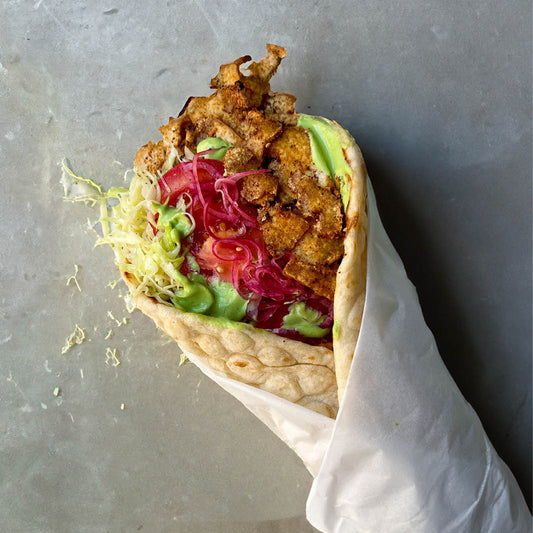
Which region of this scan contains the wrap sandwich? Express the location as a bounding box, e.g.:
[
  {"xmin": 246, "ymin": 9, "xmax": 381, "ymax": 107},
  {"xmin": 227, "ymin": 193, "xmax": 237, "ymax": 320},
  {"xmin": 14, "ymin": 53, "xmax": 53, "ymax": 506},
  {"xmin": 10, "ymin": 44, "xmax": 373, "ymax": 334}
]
[{"xmin": 100, "ymin": 45, "xmax": 367, "ymax": 417}]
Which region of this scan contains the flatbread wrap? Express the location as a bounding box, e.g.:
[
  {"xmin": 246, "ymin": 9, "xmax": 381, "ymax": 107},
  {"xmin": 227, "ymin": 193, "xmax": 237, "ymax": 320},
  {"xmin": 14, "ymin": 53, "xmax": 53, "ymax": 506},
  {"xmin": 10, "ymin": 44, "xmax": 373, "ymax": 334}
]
[{"xmin": 103, "ymin": 45, "xmax": 367, "ymax": 417}]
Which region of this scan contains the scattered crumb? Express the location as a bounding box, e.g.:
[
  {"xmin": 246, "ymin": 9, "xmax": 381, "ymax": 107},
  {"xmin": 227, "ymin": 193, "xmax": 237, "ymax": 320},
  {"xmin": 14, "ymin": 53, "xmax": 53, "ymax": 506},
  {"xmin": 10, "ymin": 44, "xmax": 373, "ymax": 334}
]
[
  {"xmin": 80, "ymin": 368, "xmax": 84, "ymax": 380},
  {"xmin": 106, "ymin": 279, "xmax": 119, "ymax": 289},
  {"xmin": 53, "ymin": 387, "xmax": 60, "ymax": 397},
  {"xmin": 179, "ymin": 353, "xmax": 188, "ymax": 366},
  {"xmin": 107, "ymin": 310, "xmax": 128, "ymax": 327},
  {"xmin": 66, "ymin": 264, "xmax": 82, "ymax": 292},
  {"xmin": 105, "ymin": 347, "xmax": 120, "ymax": 367},
  {"xmin": 104, "ymin": 329, "xmax": 113, "ymax": 340},
  {"xmin": 120, "ymin": 403, "xmax": 125, "ymax": 410},
  {"xmin": 41, "ymin": 402, "xmax": 47, "ymax": 410},
  {"xmin": 61, "ymin": 324, "xmax": 86, "ymax": 354}
]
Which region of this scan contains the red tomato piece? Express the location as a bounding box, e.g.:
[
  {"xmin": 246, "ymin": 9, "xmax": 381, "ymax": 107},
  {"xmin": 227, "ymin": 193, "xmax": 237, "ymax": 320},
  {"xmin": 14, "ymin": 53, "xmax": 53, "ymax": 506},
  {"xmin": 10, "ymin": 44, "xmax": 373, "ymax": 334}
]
[
  {"xmin": 196, "ymin": 237, "xmax": 234, "ymax": 283},
  {"xmin": 159, "ymin": 159, "xmax": 224, "ymax": 206}
]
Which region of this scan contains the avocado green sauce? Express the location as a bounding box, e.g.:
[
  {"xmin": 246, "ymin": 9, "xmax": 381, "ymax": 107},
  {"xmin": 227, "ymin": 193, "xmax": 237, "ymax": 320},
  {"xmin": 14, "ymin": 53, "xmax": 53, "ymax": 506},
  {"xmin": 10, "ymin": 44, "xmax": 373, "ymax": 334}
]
[
  {"xmin": 282, "ymin": 302, "xmax": 330, "ymax": 338},
  {"xmin": 152, "ymin": 202, "xmax": 194, "ymax": 252},
  {"xmin": 172, "ymin": 274, "xmax": 248, "ymax": 320},
  {"xmin": 297, "ymin": 114, "xmax": 354, "ymax": 210},
  {"xmin": 207, "ymin": 280, "xmax": 248, "ymax": 321},
  {"xmin": 172, "ymin": 273, "xmax": 214, "ymax": 313},
  {"xmin": 152, "ymin": 201, "xmax": 248, "ymax": 320},
  {"xmin": 332, "ymin": 320, "xmax": 341, "ymax": 341},
  {"xmin": 197, "ymin": 137, "xmax": 233, "ymax": 160}
]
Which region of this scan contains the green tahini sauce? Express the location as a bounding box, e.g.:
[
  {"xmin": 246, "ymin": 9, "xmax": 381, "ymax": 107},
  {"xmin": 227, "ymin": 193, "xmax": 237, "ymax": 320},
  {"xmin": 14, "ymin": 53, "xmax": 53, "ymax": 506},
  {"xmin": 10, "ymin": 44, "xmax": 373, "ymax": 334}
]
[{"xmin": 297, "ymin": 114, "xmax": 354, "ymax": 211}]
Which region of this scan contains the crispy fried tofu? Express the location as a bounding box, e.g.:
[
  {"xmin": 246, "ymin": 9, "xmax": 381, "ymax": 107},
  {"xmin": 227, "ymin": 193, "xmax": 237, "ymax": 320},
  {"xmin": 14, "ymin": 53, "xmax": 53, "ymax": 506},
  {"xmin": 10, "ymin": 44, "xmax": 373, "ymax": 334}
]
[
  {"xmin": 264, "ymin": 93, "xmax": 298, "ymax": 126},
  {"xmin": 283, "ymin": 258, "xmax": 337, "ymax": 301},
  {"xmin": 267, "ymin": 159, "xmax": 298, "ymax": 204},
  {"xmin": 266, "ymin": 126, "xmax": 313, "ymax": 171},
  {"xmin": 187, "ymin": 87, "xmax": 250, "ymax": 128},
  {"xmin": 133, "ymin": 140, "xmax": 167, "ymax": 172},
  {"xmin": 287, "ymin": 172, "xmax": 343, "ymax": 237},
  {"xmin": 240, "ymin": 44, "xmax": 287, "ymax": 107},
  {"xmin": 241, "ymin": 173, "xmax": 278, "ymax": 206},
  {"xmin": 210, "ymin": 55, "xmax": 252, "ymax": 88},
  {"xmin": 159, "ymin": 115, "xmax": 191, "ymax": 149},
  {"xmin": 194, "ymin": 116, "xmax": 244, "ymax": 146},
  {"xmin": 247, "ymin": 44, "xmax": 286, "ymax": 82},
  {"xmin": 258, "ymin": 204, "xmax": 309, "ymax": 256},
  {"xmin": 223, "ymin": 146, "xmax": 260, "ymax": 175},
  {"xmin": 292, "ymin": 229, "xmax": 344, "ymax": 265},
  {"xmin": 264, "ymin": 93, "xmax": 297, "ymax": 115},
  {"xmin": 237, "ymin": 109, "xmax": 282, "ymax": 159},
  {"xmin": 210, "ymin": 44, "xmax": 285, "ymax": 107}
]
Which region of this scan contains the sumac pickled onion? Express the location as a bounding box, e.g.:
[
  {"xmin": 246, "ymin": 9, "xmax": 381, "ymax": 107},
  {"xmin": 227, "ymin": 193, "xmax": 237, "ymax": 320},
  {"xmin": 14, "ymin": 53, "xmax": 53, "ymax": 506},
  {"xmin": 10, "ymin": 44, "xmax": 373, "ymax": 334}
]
[{"xmin": 157, "ymin": 153, "xmax": 333, "ymax": 340}]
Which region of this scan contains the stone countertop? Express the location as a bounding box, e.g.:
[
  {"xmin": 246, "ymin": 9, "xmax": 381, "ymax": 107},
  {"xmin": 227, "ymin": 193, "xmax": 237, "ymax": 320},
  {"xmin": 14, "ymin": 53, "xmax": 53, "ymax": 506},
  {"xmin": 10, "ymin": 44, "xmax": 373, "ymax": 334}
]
[{"xmin": 0, "ymin": 1, "xmax": 530, "ymax": 531}]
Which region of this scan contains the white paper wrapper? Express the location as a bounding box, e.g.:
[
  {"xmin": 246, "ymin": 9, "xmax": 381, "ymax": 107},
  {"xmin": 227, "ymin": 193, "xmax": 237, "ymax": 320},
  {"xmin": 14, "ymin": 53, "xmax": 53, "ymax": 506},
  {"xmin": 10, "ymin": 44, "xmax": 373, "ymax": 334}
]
[{"xmin": 184, "ymin": 180, "xmax": 531, "ymax": 532}]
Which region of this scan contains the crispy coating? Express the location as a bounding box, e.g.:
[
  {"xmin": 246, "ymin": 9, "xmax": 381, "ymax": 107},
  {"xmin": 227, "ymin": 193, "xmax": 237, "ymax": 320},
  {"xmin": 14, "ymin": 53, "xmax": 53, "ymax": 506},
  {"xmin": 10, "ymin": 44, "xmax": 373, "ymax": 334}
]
[
  {"xmin": 133, "ymin": 140, "xmax": 167, "ymax": 172},
  {"xmin": 159, "ymin": 114, "xmax": 191, "ymax": 149},
  {"xmin": 187, "ymin": 86, "xmax": 250, "ymax": 126},
  {"xmin": 247, "ymin": 44, "xmax": 286, "ymax": 82},
  {"xmin": 292, "ymin": 229, "xmax": 344, "ymax": 266},
  {"xmin": 266, "ymin": 126, "xmax": 313, "ymax": 170},
  {"xmin": 283, "ymin": 258, "xmax": 337, "ymax": 301},
  {"xmin": 241, "ymin": 173, "xmax": 278, "ymax": 206},
  {"xmin": 223, "ymin": 146, "xmax": 260, "ymax": 174},
  {"xmin": 237, "ymin": 109, "xmax": 282, "ymax": 159},
  {"xmin": 210, "ymin": 55, "xmax": 252, "ymax": 88},
  {"xmin": 240, "ymin": 44, "xmax": 287, "ymax": 107},
  {"xmin": 258, "ymin": 204, "xmax": 309, "ymax": 256},
  {"xmin": 287, "ymin": 172, "xmax": 343, "ymax": 237},
  {"xmin": 195, "ymin": 116, "xmax": 244, "ymax": 146},
  {"xmin": 264, "ymin": 93, "xmax": 298, "ymax": 126},
  {"xmin": 223, "ymin": 146, "xmax": 277, "ymax": 206},
  {"xmin": 264, "ymin": 93, "xmax": 296, "ymax": 115},
  {"xmin": 267, "ymin": 159, "xmax": 298, "ymax": 204},
  {"xmin": 210, "ymin": 44, "xmax": 285, "ymax": 107}
]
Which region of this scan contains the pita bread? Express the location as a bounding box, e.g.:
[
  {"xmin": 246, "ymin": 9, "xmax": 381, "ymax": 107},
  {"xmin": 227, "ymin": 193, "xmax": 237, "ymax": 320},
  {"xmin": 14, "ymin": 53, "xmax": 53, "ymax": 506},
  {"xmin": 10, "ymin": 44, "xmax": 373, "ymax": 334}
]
[{"xmin": 121, "ymin": 132, "xmax": 367, "ymax": 417}]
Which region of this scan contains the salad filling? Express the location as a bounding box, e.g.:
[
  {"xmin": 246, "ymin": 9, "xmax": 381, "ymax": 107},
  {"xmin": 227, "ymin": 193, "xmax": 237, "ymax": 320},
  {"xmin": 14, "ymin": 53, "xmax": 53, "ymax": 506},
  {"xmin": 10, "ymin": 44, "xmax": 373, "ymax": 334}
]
[{"xmin": 102, "ymin": 153, "xmax": 334, "ymax": 344}]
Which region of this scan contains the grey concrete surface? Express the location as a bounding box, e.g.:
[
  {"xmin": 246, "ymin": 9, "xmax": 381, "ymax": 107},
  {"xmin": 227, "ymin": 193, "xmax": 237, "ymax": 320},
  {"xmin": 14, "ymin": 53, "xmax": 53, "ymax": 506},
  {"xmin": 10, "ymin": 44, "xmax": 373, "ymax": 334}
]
[{"xmin": 0, "ymin": 1, "xmax": 530, "ymax": 531}]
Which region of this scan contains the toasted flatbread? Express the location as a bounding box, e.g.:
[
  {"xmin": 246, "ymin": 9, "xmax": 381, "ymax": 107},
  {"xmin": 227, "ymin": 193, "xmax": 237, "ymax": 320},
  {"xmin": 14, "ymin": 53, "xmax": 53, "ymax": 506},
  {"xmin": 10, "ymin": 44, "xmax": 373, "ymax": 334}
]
[{"xmin": 122, "ymin": 132, "xmax": 367, "ymax": 417}]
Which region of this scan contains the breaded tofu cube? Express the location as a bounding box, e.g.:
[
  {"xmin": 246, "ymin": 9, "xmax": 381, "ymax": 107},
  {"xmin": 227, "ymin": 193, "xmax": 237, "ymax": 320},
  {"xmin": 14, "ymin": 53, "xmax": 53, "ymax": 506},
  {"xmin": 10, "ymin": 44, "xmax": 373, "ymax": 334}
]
[
  {"xmin": 263, "ymin": 92, "xmax": 298, "ymax": 125},
  {"xmin": 223, "ymin": 146, "xmax": 260, "ymax": 175},
  {"xmin": 258, "ymin": 204, "xmax": 309, "ymax": 256},
  {"xmin": 133, "ymin": 140, "xmax": 167, "ymax": 172},
  {"xmin": 237, "ymin": 109, "xmax": 283, "ymax": 159},
  {"xmin": 287, "ymin": 172, "xmax": 343, "ymax": 237},
  {"xmin": 292, "ymin": 229, "xmax": 344, "ymax": 265},
  {"xmin": 159, "ymin": 114, "xmax": 191, "ymax": 149},
  {"xmin": 195, "ymin": 116, "xmax": 244, "ymax": 146},
  {"xmin": 264, "ymin": 93, "xmax": 297, "ymax": 115},
  {"xmin": 266, "ymin": 126, "xmax": 313, "ymax": 171},
  {"xmin": 283, "ymin": 258, "xmax": 337, "ymax": 301},
  {"xmin": 241, "ymin": 173, "xmax": 278, "ymax": 206}
]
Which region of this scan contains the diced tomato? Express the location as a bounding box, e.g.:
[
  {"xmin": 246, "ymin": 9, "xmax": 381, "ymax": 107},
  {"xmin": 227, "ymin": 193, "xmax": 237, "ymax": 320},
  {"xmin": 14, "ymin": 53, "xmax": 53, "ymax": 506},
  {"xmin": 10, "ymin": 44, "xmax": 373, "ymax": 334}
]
[
  {"xmin": 195, "ymin": 236, "xmax": 256, "ymax": 284},
  {"xmin": 196, "ymin": 237, "xmax": 233, "ymax": 282},
  {"xmin": 159, "ymin": 159, "xmax": 224, "ymax": 206}
]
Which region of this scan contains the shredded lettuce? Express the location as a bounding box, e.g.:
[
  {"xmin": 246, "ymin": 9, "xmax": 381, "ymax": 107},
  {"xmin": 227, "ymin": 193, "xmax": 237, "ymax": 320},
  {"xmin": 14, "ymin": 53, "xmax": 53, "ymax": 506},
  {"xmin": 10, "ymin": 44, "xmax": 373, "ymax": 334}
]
[
  {"xmin": 96, "ymin": 168, "xmax": 197, "ymax": 305},
  {"xmin": 64, "ymin": 161, "xmax": 248, "ymax": 317}
]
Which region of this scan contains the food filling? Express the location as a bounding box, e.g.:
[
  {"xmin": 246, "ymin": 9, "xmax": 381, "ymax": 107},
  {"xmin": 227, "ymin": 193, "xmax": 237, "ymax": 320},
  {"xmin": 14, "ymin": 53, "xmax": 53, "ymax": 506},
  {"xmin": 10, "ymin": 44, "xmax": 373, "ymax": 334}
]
[{"xmin": 106, "ymin": 45, "xmax": 354, "ymax": 345}]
